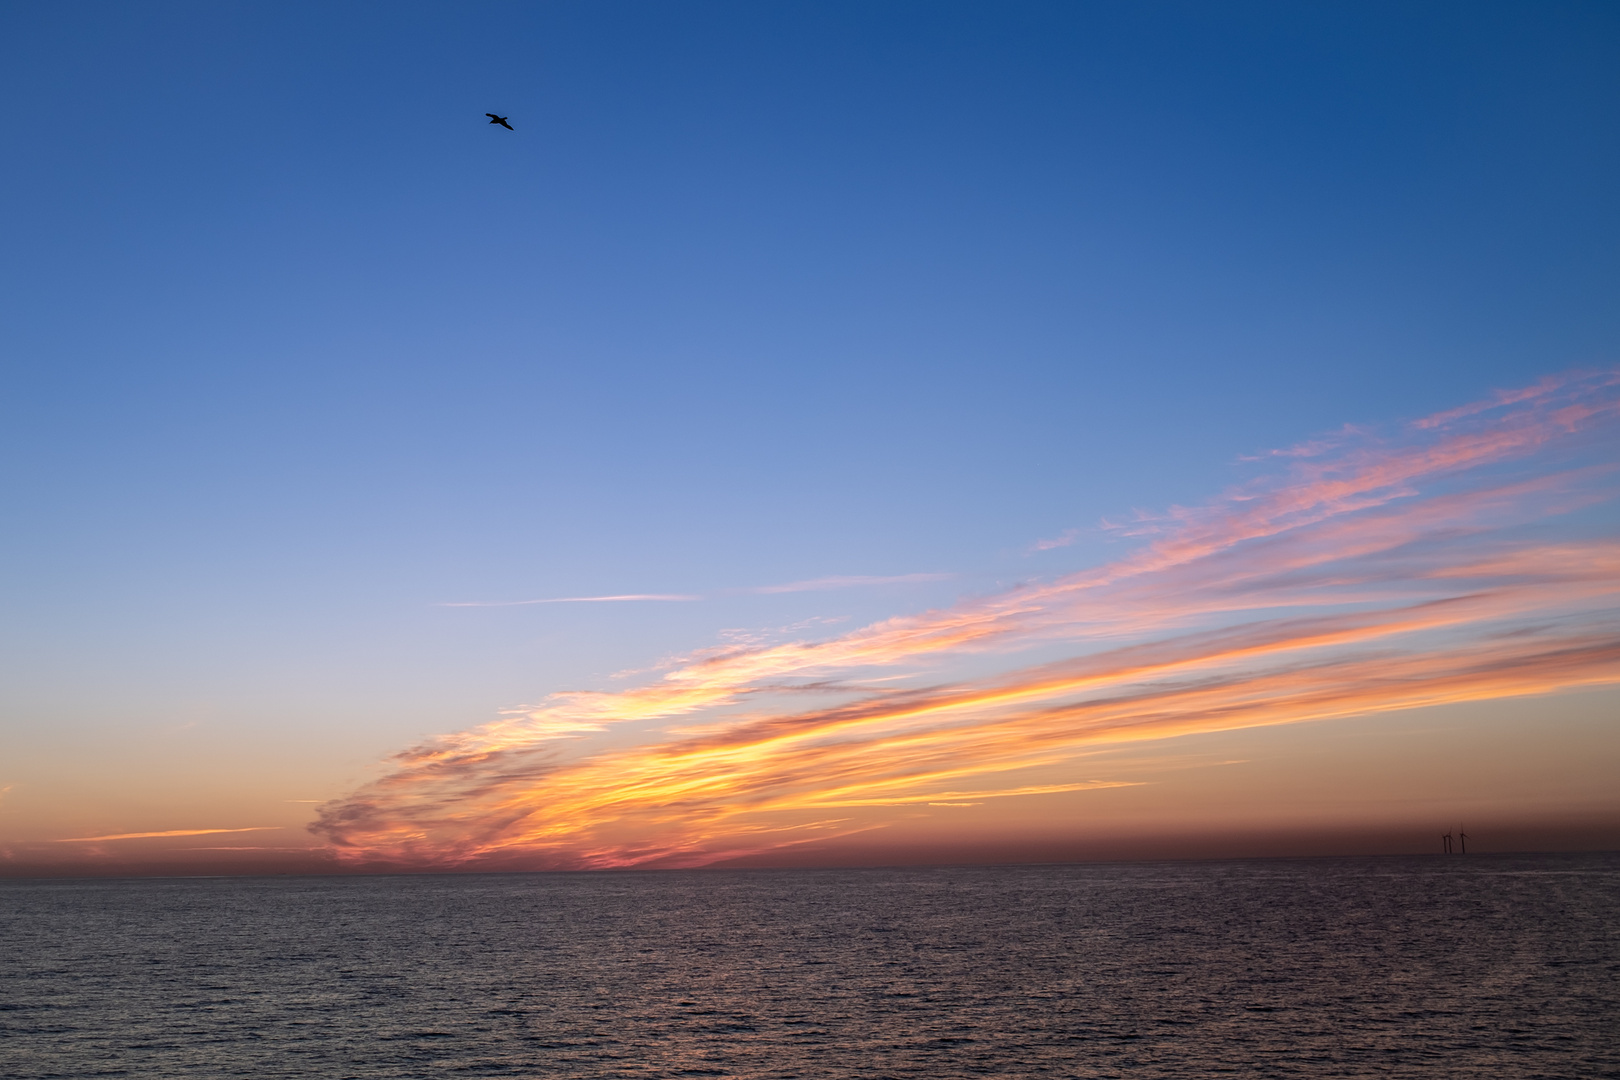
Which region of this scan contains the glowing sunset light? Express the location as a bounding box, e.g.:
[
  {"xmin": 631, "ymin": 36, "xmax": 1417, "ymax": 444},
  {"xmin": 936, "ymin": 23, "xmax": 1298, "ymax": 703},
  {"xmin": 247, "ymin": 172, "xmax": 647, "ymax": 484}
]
[
  {"xmin": 312, "ymin": 370, "xmax": 1620, "ymax": 870},
  {"xmin": 54, "ymin": 827, "xmax": 283, "ymax": 843},
  {"xmin": 8, "ymin": 10, "xmax": 1619, "ymax": 1077}
]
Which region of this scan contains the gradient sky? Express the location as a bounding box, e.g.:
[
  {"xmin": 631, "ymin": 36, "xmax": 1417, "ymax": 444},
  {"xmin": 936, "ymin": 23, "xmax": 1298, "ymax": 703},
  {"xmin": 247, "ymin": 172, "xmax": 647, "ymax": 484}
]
[{"xmin": 2, "ymin": 1, "xmax": 1618, "ymax": 875}]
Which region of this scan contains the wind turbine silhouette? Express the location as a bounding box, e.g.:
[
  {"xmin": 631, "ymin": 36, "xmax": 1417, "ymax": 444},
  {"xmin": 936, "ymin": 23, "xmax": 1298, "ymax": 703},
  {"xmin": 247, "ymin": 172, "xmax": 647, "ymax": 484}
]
[
  {"xmin": 1459, "ymin": 826, "xmax": 1469, "ymax": 854},
  {"xmin": 1442, "ymin": 830, "xmax": 1453, "ymax": 854}
]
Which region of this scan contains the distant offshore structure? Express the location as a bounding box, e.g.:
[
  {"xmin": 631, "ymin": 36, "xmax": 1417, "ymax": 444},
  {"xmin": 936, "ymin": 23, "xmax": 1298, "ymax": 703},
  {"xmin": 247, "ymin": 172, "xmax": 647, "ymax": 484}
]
[{"xmin": 1441, "ymin": 827, "xmax": 1471, "ymax": 854}]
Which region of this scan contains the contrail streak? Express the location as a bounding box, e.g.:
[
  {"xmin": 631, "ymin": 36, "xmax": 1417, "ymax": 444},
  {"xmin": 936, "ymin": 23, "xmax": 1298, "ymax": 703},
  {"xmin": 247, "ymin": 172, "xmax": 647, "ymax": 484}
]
[
  {"xmin": 55, "ymin": 827, "xmax": 283, "ymax": 842},
  {"xmin": 440, "ymin": 594, "xmax": 702, "ymax": 607}
]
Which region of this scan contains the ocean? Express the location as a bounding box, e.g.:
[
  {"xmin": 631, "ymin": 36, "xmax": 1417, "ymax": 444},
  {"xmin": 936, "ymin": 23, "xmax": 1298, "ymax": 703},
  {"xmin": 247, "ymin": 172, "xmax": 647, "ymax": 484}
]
[{"xmin": 2, "ymin": 853, "xmax": 1616, "ymax": 1078}]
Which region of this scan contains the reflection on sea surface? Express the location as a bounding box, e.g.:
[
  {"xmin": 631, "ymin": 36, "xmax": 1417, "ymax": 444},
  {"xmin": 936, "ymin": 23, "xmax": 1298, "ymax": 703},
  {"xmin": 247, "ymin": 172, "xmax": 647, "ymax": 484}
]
[{"xmin": 3, "ymin": 854, "xmax": 1616, "ymax": 1078}]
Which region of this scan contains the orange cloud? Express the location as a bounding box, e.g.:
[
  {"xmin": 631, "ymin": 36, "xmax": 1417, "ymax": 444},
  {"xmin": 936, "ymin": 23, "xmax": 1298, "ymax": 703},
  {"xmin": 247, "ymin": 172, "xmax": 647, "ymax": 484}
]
[
  {"xmin": 313, "ymin": 370, "xmax": 1620, "ymax": 870},
  {"xmin": 55, "ymin": 827, "xmax": 283, "ymax": 842}
]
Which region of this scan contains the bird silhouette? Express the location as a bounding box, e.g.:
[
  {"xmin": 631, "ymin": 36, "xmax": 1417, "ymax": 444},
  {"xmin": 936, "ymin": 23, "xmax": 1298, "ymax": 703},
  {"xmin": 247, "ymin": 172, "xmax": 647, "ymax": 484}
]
[{"xmin": 486, "ymin": 113, "xmax": 514, "ymax": 130}]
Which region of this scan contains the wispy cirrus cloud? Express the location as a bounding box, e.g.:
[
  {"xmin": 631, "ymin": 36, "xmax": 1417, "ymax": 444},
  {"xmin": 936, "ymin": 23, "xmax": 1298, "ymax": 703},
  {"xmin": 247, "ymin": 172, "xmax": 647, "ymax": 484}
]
[
  {"xmin": 442, "ymin": 577, "xmax": 954, "ymax": 607},
  {"xmin": 751, "ymin": 573, "xmax": 954, "ymax": 594},
  {"xmin": 440, "ymin": 594, "xmax": 702, "ymax": 607},
  {"xmin": 314, "ymin": 370, "xmax": 1620, "ymax": 871},
  {"xmin": 55, "ymin": 827, "xmax": 283, "ymax": 842},
  {"xmin": 1027, "ymin": 529, "xmax": 1081, "ymax": 553}
]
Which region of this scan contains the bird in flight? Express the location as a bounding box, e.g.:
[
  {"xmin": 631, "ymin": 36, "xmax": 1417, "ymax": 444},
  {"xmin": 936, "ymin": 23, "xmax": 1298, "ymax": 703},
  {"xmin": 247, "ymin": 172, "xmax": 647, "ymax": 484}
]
[{"xmin": 486, "ymin": 113, "xmax": 514, "ymax": 130}]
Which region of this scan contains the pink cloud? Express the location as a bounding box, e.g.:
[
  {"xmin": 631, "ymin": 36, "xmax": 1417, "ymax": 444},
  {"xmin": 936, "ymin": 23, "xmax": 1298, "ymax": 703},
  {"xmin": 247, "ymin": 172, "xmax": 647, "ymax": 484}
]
[{"xmin": 313, "ymin": 370, "xmax": 1620, "ymax": 871}]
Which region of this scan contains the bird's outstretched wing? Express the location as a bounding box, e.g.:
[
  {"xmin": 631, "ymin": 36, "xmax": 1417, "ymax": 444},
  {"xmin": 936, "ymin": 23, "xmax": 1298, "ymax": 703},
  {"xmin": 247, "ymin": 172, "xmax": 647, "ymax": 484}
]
[{"xmin": 486, "ymin": 113, "xmax": 499, "ymax": 119}]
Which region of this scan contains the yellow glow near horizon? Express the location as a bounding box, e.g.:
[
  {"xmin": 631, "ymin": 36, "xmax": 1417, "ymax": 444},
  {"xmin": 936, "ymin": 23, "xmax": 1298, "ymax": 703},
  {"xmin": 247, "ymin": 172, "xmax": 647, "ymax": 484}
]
[{"xmin": 306, "ymin": 372, "xmax": 1620, "ymax": 870}]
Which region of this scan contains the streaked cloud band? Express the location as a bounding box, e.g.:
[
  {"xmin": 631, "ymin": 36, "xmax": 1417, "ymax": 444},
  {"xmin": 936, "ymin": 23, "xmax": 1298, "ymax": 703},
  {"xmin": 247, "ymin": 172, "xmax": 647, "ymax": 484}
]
[
  {"xmin": 55, "ymin": 827, "xmax": 283, "ymax": 842},
  {"xmin": 316, "ymin": 371, "xmax": 1620, "ymax": 871}
]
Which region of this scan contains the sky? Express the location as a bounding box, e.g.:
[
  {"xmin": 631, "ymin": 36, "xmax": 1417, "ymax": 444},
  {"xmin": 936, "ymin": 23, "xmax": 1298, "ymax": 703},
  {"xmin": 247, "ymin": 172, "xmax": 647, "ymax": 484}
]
[{"xmin": 1, "ymin": 1, "xmax": 1618, "ymax": 875}]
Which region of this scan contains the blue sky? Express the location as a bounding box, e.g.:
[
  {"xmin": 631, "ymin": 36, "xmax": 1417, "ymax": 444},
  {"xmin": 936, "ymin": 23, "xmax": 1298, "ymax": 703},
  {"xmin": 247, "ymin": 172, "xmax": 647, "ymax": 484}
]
[{"xmin": 2, "ymin": 2, "xmax": 1617, "ymax": 866}]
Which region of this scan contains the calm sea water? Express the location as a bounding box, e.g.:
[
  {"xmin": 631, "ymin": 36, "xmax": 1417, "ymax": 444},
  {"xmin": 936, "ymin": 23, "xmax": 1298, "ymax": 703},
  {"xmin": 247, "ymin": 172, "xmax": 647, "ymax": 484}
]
[{"xmin": 2, "ymin": 854, "xmax": 1616, "ymax": 1078}]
